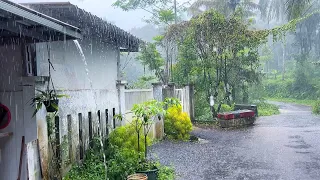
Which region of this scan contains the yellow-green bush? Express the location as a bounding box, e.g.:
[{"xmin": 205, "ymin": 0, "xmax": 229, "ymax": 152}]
[
  {"xmin": 164, "ymin": 105, "xmax": 193, "ymax": 140},
  {"xmin": 108, "ymin": 123, "xmax": 151, "ymax": 153}
]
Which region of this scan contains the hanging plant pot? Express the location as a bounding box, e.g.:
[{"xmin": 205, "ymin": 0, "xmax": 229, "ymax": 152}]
[
  {"xmin": 127, "ymin": 173, "xmax": 148, "ymax": 180},
  {"xmin": 0, "ymin": 103, "xmax": 11, "ymax": 129},
  {"xmin": 44, "ymin": 99, "xmax": 59, "ymax": 113}
]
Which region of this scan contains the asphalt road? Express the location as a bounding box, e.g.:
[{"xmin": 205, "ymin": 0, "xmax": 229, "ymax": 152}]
[{"xmin": 150, "ymin": 102, "xmax": 320, "ymax": 180}]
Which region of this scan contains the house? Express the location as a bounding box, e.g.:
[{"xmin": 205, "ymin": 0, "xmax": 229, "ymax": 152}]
[
  {"xmin": 0, "ymin": 1, "xmax": 141, "ymax": 179},
  {"xmin": 0, "ymin": 0, "xmax": 81, "ymax": 179}
]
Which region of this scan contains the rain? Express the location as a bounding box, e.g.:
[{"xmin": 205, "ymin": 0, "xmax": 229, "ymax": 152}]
[{"xmin": 0, "ymin": 0, "xmax": 320, "ymax": 180}]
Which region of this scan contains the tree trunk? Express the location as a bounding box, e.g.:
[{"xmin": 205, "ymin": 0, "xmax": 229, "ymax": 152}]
[
  {"xmin": 282, "ymin": 43, "xmax": 286, "ymax": 81},
  {"xmin": 242, "ymin": 84, "xmax": 248, "ymax": 104},
  {"xmin": 231, "ymin": 86, "xmax": 236, "ymax": 103}
]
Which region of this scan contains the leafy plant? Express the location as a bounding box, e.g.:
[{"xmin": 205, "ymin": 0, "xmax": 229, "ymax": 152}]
[
  {"xmin": 216, "ymin": 104, "xmax": 233, "ymax": 113},
  {"xmin": 157, "ymin": 165, "xmax": 175, "ymax": 180},
  {"xmin": 257, "ymin": 102, "xmax": 280, "ymax": 116},
  {"xmin": 64, "ymin": 149, "xmax": 105, "ymax": 180},
  {"xmin": 312, "ymin": 101, "xmax": 320, "ymax": 115},
  {"xmin": 136, "ymin": 160, "xmax": 158, "ymax": 171},
  {"xmin": 108, "ymin": 123, "xmax": 151, "ymax": 153},
  {"xmin": 164, "ymin": 105, "xmax": 193, "ymax": 141},
  {"xmin": 31, "ymin": 89, "xmax": 68, "ymax": 117},
  {"xmin": 131, "ymin": 100, "xmax": 165, "ymax": 159},
  {"xmin": 107, "ymin": 149, "xmax": 141, "ymax": 180}
]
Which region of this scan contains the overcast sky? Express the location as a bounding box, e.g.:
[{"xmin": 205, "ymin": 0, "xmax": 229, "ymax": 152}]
[
  {"xmin": 13, "ymin": 0, "xmax": 153, "ymax": 31},
  {"xmin": 13, "ymin": 0, "xmax": 192, "ymax": 31}
]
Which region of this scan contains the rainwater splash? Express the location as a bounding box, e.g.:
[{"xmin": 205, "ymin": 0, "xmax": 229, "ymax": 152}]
[
  {"xmin": 73, "ymin": 40, "xmax": 108, "ymax": 179},
  {"xmin": 73, "ymin": 40, "xmax": 93, "ymax": 88}
]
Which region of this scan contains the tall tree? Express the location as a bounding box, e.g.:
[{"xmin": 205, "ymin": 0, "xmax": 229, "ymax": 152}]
[
  {"xmin": 113, "ymin": 0, "xmax": 187, "ymax": 84},
  {"xmin": 259, "ymin": 0, "xmax": 313, "ymax": 21},
  {"xmin": 189, "ymin": 0, "xmax": 260, "ymax": 17}
]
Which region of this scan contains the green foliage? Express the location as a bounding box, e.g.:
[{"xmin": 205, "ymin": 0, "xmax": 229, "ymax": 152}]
[
  {"xmin": 189, "ymin": 0, "xmax": 260, "ymax": 17},
  {"xmin": 262, "ymin": 59, "xmax": 320, "ymax": 101},
  {"xmin": 30, "ymin": 89, "xmax": 68, "ymax": 117},
  {"xmin": 64, "ymin": 140, "xmax": 175, "ymax": 180},
  {"xmin": 64, "ymin": 149, "xmax": 105, "ymax": 180},
  {"xmin": 218, "ymin": 104, "xmax": 233, "ymax": 112},
  {"xmin": 108, "ymin": 124, "xmax": 151, "ymax": 153},
  {"xmin": 136, "ymin": 43, "xmax": 165, "ymax": 83},
  {"xmin": 130, "ymin": 76, "xmax": 157, "ymax": 89},
  {"xmin": 107, "ymin": 149, "xmax": 140, "ymax": 180},
  {"xmin": 158, "ymin": 9, "xmax": 175, "ymax": 24},
  {"xmin": 312, "ymin": 101, "xmax": 320, "ymax": 115},
  {"xmin": 113, "ymin": 0, "xmax": 184, "ymax": 25},
  {"xmin": 164, "ymin": 105, "xmax": 193, "ymax": 141},
  {"xmin": 170, "ymin": 9, "xmax": 271, "ymax": 118},
  {"xmin": 132, "ymin": 100, "xmax": 165, "ymax": 124},
  {"xmin": 257, "ymin": 102, "xmax": 280, "ymax": 116},
  {"xmin": 268, "ymin": 98, "xmax": 317, "ymax": 106},
  {"xmin": 158, "ymin": 165, "xmax": 175, "ymax": 180}
]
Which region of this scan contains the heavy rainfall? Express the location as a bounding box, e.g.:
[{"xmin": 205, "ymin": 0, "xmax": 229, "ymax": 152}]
[{"xmin": 0, "ymin": 0, "xmax": 320, "ymax": 180}]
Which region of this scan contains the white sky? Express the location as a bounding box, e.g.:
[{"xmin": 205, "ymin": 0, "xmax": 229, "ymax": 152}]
[{"xmin": 13, "ymin": 0, "xmax": 193, "ymax": 31}]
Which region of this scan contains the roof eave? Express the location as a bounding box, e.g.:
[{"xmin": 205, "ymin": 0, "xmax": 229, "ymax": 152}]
[{"xmin": 1, "ymin": 0, "xmax": 82, "ymax": 39}]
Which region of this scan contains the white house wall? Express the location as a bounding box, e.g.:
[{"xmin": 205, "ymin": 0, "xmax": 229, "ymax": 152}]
[
  {"xmin": 35, "ymin": 38, "xmax": 120, "ymax": 176},
  {"xmin": 0, "ymin": 44, "xmax": 29, "ymax": 180}
]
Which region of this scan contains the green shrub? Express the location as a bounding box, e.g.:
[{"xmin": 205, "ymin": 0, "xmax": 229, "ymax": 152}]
[
  {"xmin": 218, "ymin": 104, "xmax": 233, "ymax": 112},
  {"xmin": 64, "ymin": 149, "xmax": 105, "ymax": 180},
  {"xmin": 64, "ymin": 147, "xmax": 141, "ymax": 180},
  {"xmin": 312, "ymin": 101, "xmax": 320, "ymax": 114},
  {"xmin": 158, "ymin": 165, "xmax": 175, "ymax": 180},
  {"xmin": 108, "ymin": 123, "xmax": 151, "ymax": 153},
  {"xmin": 107, "ymin": 149, "xmax": 140, "ymax": 180},
  {"xmin": 257, "ymin": 102, "xmax": 280, "ymax": 116},
  {"xmin": 164, "ymin": 105, "xmax": 193, "ymax": 140}
]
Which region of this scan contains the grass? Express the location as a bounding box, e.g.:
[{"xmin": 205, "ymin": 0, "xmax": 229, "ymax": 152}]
[
  {"xmin": 268, "ymin": 97, "xmax": 320, "ymax": 115},
  {"xmin": 268, "ymin": 97, "xmax": 317, "ymax": 106},
  {"xmin": 257, "ymin": 102, "xmax": 280, "ymax": 116}
]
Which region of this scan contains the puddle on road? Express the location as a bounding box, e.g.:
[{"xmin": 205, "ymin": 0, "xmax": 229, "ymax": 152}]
[{"xmin": 198, "ymin": 138, "xmax": 209, "ymax": 144}]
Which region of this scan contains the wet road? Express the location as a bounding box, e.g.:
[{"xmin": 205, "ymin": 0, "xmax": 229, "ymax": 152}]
[{"xmin": 150, "ymin": 102, "xmax": 320, "ymax": 180}]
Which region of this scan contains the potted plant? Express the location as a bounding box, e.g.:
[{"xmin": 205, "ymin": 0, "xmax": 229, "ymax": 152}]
[
  {"xmin": 127, "ymin": 173, "xmax": 148, "ymax": 180},
  {"xmin": 31, "ymin": 89, "xmax": 68, "ymax": 116},
  {"xmin": 127, "ymin": 100, "xmax": 165, "ymax": 180}
]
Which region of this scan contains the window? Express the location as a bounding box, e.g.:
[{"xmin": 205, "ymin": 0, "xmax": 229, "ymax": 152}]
[{"xmin": 24, "ymin": 44, "xmax": 36, "ymax": 76}]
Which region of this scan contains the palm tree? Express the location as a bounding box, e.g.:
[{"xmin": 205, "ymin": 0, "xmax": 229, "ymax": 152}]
[
  {"xmin": 188, "ymin": 0, "xmax": 260, "ymax": 17},
  {"xmin": 259, "ymin": 0, "xmax": 313, "ymax": 21}
]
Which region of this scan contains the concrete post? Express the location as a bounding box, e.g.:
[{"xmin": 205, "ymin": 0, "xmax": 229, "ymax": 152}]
[
  {"xmin": 183, "ymin": 83, "xmax": 195, "ymax": 122},
  {"xmin": 162, "ymin": 82, "xmax": 176, "ymax": 99},
  {"xmin": 152, "ymin": 82, "xmax": 164, "ymax": 139},
  {"xmin": 152, "ymin": 82, "xmax": 163, "ymax": 102},
  {"xmin": 189, "ymin": 84, "xmax": 195, "ymax": 122},
  {"xmin": 116, "ymin": 80, "xmax": 127, "ymax": 126}
]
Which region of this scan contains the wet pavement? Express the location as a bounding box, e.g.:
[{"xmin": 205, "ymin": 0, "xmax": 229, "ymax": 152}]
[{"xmin": 150, "ymin": 102, "xmax": 320, "ymax": 180}]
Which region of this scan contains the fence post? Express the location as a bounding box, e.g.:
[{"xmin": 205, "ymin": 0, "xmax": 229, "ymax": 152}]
[
  {"xmin": 162, "ymin": 82, "xmax": 175, "ymax": 99},
  {"xmin": 189, "ymin": 84, "xmax": 195, "ymax": 122},
  {"xmin": 152, "ymin": 82, "xmax": 165, "ymax": 139},
  {"xmin": 152, "ymin": 82, "xmax": 163, "ymax": 102},
  {"xmin": 184, "ymin": 84, "xmax": 195, "ymax": 122}
]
